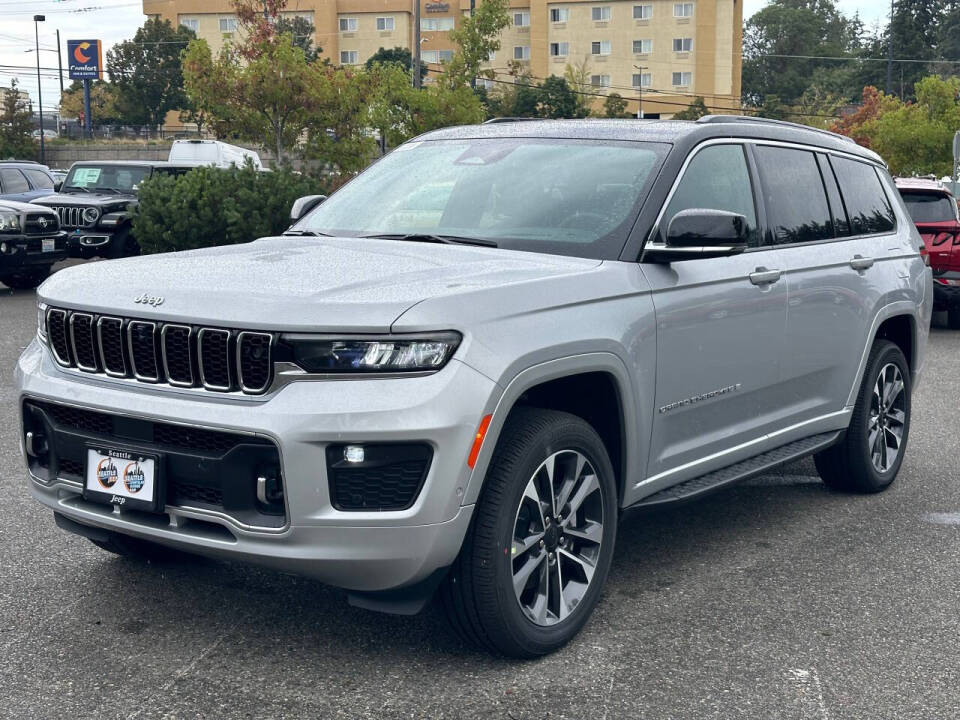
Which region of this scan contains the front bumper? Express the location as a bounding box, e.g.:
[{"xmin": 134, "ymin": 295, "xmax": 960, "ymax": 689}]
[
  {"xmin": 66, "ymin": 228, "xmax": 115, "ymax": 257},
  {"xmin": 16, "ymin": 339, "xmax": 499, "ymax": 591},
  {"xmin": 0, "ymin": 232, "xmax": 68, "ymax": 271}
]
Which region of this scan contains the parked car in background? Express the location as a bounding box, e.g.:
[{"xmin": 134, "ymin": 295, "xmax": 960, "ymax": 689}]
[
  {"xmin": 29, "ymin": 161, "xmax": 198, "ymax": 259},
  {"xmin": 896, "ymin": 177, "xmax": 960, "ymax": 328},
  {"xmin": 168, "ymin": 139, "xmax": 265, "ymax": 170},
  {"xmin": 0, "ymin": 199, "xmax": 66, "ymax": 289},
  {"xmin": 49, "ymin": 169, "xmax": 68, "ymax": 190},
  {"xmin": 0, "ymin": 161, "xmax": 57, "ymax": 203},
  {"xmin": 18, "ymin": 117, "xmax": 931, "ymax": 657}
]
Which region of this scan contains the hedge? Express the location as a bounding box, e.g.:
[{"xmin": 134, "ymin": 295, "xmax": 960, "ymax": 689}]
[{"xmin": 133, "ymin": 165, "xmax": 330, "ymax": 254}]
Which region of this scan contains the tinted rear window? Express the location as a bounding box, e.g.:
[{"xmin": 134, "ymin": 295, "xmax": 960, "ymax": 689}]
[
  {"xmin": 831, "ymin": 157, "xmax": 896, "ymax": 235},
  {"xmin": 900, "ymin": 192, "xmax": 957, "ymax": 224},
  {"xmin": 0, "ymin": 168, "xmax": 29, "ymax": 193},
  {"xmin": 23, "ymin": 168, "xmax": 54, "ymax": 190},
  {"xmin": 755, "ymin": 146, "xmax": 834, "ymax": 245}
]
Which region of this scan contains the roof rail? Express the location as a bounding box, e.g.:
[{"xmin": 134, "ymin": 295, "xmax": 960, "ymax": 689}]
[
  {"xmin": 482, "ymin": 117, "xmax": 542, "ymax": 124},
  {"xmin": 0, "ymin": 158, "xmax": 41, "ymax": 164},
  {"xmin": 696, "ymin": 114, "xmax": 856, "ymax": 144}
]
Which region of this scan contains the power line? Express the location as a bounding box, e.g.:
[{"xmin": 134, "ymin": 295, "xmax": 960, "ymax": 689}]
[{"xmin": 752, "ymin": 52, "xmax": 960, "ymax": 65}]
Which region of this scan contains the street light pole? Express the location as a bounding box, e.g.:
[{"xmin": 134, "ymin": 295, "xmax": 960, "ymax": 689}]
[
  {"xmin": 34, "ymin": 14, "xmax": 46, "ymax": 164},
  {"xmin": 56, "ymin": 29, "xmax": 63, "ymax": 96},
  {"xmin": 413, "ymin": 0, "xmax": 422, "ymax": 89}
]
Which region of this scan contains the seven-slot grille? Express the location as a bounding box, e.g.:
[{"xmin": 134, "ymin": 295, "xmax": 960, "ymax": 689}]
[
  {"xmin": 47, "ymin": 206, "xmax": 93, "ymax": 229},
  {"xmin": 44, "ymin": 308, "xmax": 274, "ymax": 395}
]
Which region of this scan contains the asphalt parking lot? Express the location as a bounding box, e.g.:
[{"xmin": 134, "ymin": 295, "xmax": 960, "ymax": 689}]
[{"xmin": 3, "ymin": 274, "xmax": 960, "ymax": 719}]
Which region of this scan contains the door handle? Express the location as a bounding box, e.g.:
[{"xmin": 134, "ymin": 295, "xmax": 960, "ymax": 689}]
[
  {"xmin": 749, "ymin": 267, "xmax": 782, "ymax": 286},
  {"xmin": 850, "ymin": 255, "xmax": 875, "ymax": 272}
]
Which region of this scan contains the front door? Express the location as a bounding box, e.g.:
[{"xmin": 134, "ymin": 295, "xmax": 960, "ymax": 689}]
[{"xmin": 641, "ymin": 143, "xmax": 789, "ymax": 487}]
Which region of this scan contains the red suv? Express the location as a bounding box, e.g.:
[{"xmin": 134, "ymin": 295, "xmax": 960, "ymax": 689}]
[{"xmin": 896, "ymin": 177, "xmax": 960, "ymax": 328}]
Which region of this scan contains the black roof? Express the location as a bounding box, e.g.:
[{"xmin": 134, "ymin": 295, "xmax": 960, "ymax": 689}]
[{"xmin": 418, "ymin": 116, "xmax": 883, "ymax": 165}]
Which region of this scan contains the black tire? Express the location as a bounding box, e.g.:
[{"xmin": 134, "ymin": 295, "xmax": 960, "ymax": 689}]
[
  {"xmin": 89, "ymin": 532, "xmax": 181, "ymax": 562},
  {"xmin": 441, "ymin": 407, "xmax": 618, "ymax": 657},
  {"xmin": 948, "ymin": 306, "xmax": 960, "ymax": 330},
  {"xmin": 106, "ymin": 227, "xmax": 139, "ymax": 259},
  {"xmin": 0, "ymin": 266, "xmax": 51, "ymax": 290},
  {"xmin": 814, "ymin": 339, "xmax": 911, "ymax": 493}
]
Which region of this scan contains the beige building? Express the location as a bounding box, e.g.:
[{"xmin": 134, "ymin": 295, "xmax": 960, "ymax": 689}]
[{"xmin": 144, "ymin": 0, "xmax": 741, "ymax": 117}]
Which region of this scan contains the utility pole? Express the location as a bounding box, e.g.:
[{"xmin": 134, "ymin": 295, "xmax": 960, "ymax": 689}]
[
  {"xmin": 885, "ymin": 0, "xmax": 894, "ymax": 95},
  {"xmin": 413, "ymin": 0, "xmax": 422, "ymax": 89},
  {"xmin": 633, "ymin": 65, "xmax": 647, "ymax": 119},
  {"xmin": 55, "ymin": 29, "xmax": 63, "ymax": 96},
  {"xmin": 34, "ymin": 14, "xmax": 46, "ymax": 164},
  {"xmin": 469, "ymin": 0, "xmax": 476, "ymax": 89}
]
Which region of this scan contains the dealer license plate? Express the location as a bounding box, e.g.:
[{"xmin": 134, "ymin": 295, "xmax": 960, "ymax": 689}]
[{"xmin": 84, "ymin": 447, "xmax": 160, "ymax": 512}]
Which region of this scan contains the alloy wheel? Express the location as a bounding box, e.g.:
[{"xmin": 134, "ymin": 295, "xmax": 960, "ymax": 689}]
[{"xmin": 868, "ymin": 362, "xmax": 906, "ymax": 473}]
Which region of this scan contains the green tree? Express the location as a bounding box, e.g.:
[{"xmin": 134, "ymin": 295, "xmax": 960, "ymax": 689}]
[
  {"xmin": 276, "ymin": 14, "xmax": 321, "ymax": 62},
  {"xmin": 365, "ymin": 46, "xmax": 426, "ymax": 80},
  {"xmin": 445, "ymin": 0, "xmax": 510, "ymax": 88},
  {"xmin": 0, "ymin": 81, "xmax": 35, "ymax": 159},
  {"xmin": 885, "ymin": 0, "xmax": 945, "ymax": 100},
  {"xmin": 563, "ymin": 58, "xmax": 594, "ymax": 118},
  {"xmin": 537, "ymin": 75, "xmax": 579, "ymax": 118},
  {"xmin": 672, "ymin": 96, "xmax": 708, "ymax": 120},
  {"xmin": 106, "ymin": 18, "xmax": 196, "ymax": 126},
  {"xmin": 603, "ymin": 92, "xmax": 629, "ymax": 118},
  {"xmin": 59, "ymin": 80, "xmax": 121, "ymax": 125}
]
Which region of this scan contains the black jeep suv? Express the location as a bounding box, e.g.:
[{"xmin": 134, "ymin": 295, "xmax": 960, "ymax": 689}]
[
  {"xmin": 0, "ymin": 199, "xmax": 65, "ymax": 289},
  {"xmin": 30, "ymin": 161, "xmax": 191, "ymax": 260}
]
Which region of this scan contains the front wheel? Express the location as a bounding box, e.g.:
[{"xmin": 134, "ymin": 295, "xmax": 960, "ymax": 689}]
[
  {"xmin": 442, "ymin": 407, "xmax": 618, "ymax": 657},
  {"xmin": 815, "ymin": 339, "xmax": 911, "ymax": 493},
  {"xmin": 0, "ymin": 265, "xmax": 51, "ymax": 290}
]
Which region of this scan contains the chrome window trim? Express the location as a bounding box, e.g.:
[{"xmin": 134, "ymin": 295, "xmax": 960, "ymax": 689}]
[
  {"xmin": 127, "ymin": 320, "xmax": 160, "ymax": 382},
  {"xmin": 97, "ymin": 316, "xmax": 127, "ymax": 377},
  {"xmin": 197, "ymin": 328, "xmax": 232, "ymax": 392},
  {"xmin": 46, "ymin": 308, "xmax": 72, "ymax": 366},
  {"xmin": 161, "ymin": 324, "xmax": 195, "ymax": 388},
  {"xmin": 236, "ymin": 331, "xmax": 274, "ymax": 394},
  {"xmin": 68, "ymin": 312, "xmax": 98, "ymax": 373},
  {"xmin": 646, "ymin": 137, "xmax": 895, "ymax": 250}
]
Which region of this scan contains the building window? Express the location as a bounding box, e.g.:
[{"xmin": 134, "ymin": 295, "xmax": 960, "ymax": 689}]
[
  {"xmin": 633, "ymin": 39, "xmax": 652, "ymax": 54},
  {"xmin": 376, "ymin": 16, "xmax": 394, "ymax": 31},
  {"xmin": 488, "ymin": 50, "xmax": 497, "ymax": 61},
  {"xmin": 549, "ymin": 42, "xmax": 569, "ymax": 57},
  {"xmin": 674, "ymin": 2, "xmax": 694, "ymax": 17},
  {"xmin": 421, "ymin": 17, "xmax": 455, "ymax": 31},
  {"xmin": 633, "ymin": 4, "xmax": 653, "ymax": 19},
  {"xmin": 340, "ymin": 50, "xmax": 359, "ymax": 64},
  {"xmin": 180, "ymin": 18, "xmax": 199, "ymax": 32},
  {"xmin": 514, "ymin": 45, "xmax": 530, "ymax": 60},
  {"xmin": 422, "ymin": 50, "xmax": 454, "ymax": 64},
  {"xmin": 477, "ymin": 78, "xmax": 495, "ymax": 90},
  {"xmin": 550, "ymin": 7, "xmax": 570, "ymax": 22},
  {"xmin": 672, "ymin": 71, "xmax": 692, "ymax": 86},
  {"xmin": 591, "ymin": 6, "xmax": 611, "ymax": 21},
  {"xmin": 219, "ymin": 17, "xmax": 237, "ymax": 33},
  {"xmin": 590, "ymin": 74, "xmax": 611, "ymax": 87},
  {"xmin": 591, "ymin": 40, "xmax": 611, "ymax": 56},
  {"xmin": 632, "ymin": 73, "xmax": 652, "ymax": 88},
  {"xmin": 339, "ymin": 17, "xmax": 358, "ymax": 32},
  {"xmin": 513, "ymin": 11, "xmax": 530, "ymax": 27},
  {"xmin": 673, "ymin": 37, "xmax": 692, "ymax": 52}
]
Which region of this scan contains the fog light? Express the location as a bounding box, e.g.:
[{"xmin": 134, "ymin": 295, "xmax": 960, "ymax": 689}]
[
  {"xmin": 0, "ymin": 242, "xmax": 8, "ymax": 254},
  {"xmin": 344, "ymin": 445, "xmax": 365, "ymax": 463}
]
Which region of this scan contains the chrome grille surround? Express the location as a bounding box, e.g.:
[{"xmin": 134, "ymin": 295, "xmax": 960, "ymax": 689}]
[{"xmin": 45, "ymin": 308, "xmax": 273, "ymax": 395}]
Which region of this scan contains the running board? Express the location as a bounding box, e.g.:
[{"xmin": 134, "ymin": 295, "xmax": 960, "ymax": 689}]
[{"xmin": 629, "ymin": 431, "xmax": 842, "ymax": 510}]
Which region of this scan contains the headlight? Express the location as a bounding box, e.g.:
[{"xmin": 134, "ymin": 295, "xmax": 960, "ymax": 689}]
[
  {"xmin": 82, "ymin": 207, "xmax": 101, "ymax": 225},
  {"xmin": 37, "ymin": 302, "xmax": 48, "ymax": 342},
  {"xmin": 0, "ymin": 210, "xmax": 20, "ymax": 233},
  {"xmin": 283, "ymin": 332, "xmax": 461, "ymax": 374}
]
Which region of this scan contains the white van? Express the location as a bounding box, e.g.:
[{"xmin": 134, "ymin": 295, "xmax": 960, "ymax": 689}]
[{"xmin": 167, "ymin": 140, "xmax": 265, "ymax": 170}]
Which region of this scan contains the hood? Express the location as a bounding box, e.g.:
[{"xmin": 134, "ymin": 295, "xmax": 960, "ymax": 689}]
[
  {"xmin": 0, "ymin": 198, "xmax": 57, "ymax": 214},
  {"xmin": 38, "ymin": 236, "xmax": 601, "ymax": 332},
  {"xmin": 32, "ymin": 192, "xmax": 136, "ymax": 207}
]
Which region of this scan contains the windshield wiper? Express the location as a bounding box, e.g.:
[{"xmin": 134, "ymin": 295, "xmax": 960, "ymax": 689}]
[
  {"xmin": 282, "ymin": 229, "xmax": 333, "ymax": 237},
  {"xmin": 97, "ymin": 187, "xmax": 129, "ymax": 195},
  {"xmin": 64, "ymin": 186, "xmax": 91, "ymax": 193},
  {"xmin": 360, "ymin": 232, "xmax": 498, "ymax": 248}
]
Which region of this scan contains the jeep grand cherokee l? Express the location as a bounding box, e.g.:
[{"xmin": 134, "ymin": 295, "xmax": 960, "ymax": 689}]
[{"xmin": 17, "ymin": 117, "xmax": 931, "ymax": 657}]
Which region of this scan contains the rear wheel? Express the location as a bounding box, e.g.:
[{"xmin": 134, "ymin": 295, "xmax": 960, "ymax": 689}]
[
  {"xmin": 0, "ymin": 265, "xmax": 51, "ymax": 290},
  {"xmin": 815, "ymin": 339, "xmax": 911, "ymax": 493},
  {"xmin": 441, "ymin": 407, "xmax": 618, "ymax": 657}
]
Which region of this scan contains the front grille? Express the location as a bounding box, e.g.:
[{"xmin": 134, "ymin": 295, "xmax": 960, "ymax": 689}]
[
  {"xmin": 24, "ymin": 212, "xmax": 60, "ymax": 235},
  {"xmin": 49, "ymin": 206, "xmax": 92, "ymax": 229},
  {"xmin": 46, "ymin": 308, "xmax": 274, "ymax": 395},
  {"xmin": 170, "ymin": 481, "xmax": 223, "ymax": 507},
  {"xmin": 326, "ymin": 444, "xmax": 432, "ymax": 511}
]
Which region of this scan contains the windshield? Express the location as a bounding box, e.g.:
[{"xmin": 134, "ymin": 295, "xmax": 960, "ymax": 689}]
[
  {"xmin": 901, "ymin": 191, "xmax": 957, "ymax": 224},
  {"xmin": 62, "ymin": 165, "xmax": 153, "ymax": 194},
  {"xmin": 293, "ymin": 138, "xmax": 667, "ymax": 259}
]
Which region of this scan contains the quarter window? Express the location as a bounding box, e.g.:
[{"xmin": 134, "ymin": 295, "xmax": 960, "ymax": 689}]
[
  {"xmin": 663, "ymin": 145, "xmax": 758, "ymax": 246},
  {"xmin": 830, "ymin": 157, "xmax": 897, "ymax": 235},
  {"xmin": 0, "ymin": 168, "xmax": 29, "ymax": 193},
  {"xmin": 755, "ymin": 146, "xmax": 834, "ymax": 245}
]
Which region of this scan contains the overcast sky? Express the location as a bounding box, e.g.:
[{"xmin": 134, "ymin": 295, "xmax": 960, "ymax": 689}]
[{"xmin": 1, "ymin": 0, "xmax": 893, "ymax": 113}]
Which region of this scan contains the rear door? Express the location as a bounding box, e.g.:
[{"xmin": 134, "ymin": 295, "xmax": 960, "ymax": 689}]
[
  {"xmin": 0, "ymin": 168, "xmax": 35, "ymax": 202},
  {"xmin": 642, "ymin": 142, "xmax": 790, "ymax": 486},
  {"xmin": 766, "ymin": 146, "xmax": 899, "ymax": 430}
]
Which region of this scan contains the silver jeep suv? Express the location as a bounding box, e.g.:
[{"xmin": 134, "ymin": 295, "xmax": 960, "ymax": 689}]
[{"xmin": 17, "ymin": 117, "xmax": 932, "ymax": 657}]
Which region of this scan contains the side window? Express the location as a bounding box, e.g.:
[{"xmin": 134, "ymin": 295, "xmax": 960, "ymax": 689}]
[
  {"xmin": 816, "ymin": 153, "xmax": 850, "ymax": 237},
  {"xmin": 0, "ymin": 168, "xmax": 30, "ymax": 193},
  {"xmin": 23, "ymin": 169, "xmax": 54, "ymax": 190},
  {"xmin": 830, "ymin": 156, "xmax": 896, "ymax": 235},
  {"xmin": 662, "ymin": 144, "xmax": 759, "ymax": 246},
  {"xmin": 754, "ymin": 146, "xmax": 833, "ymax": 245}
]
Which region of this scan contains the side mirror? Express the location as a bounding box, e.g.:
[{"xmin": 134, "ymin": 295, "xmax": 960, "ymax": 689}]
[
  {"xmin": 643, "ymin": 209, "xmax": 749, "ymax": 263},
  {"xmin": 54, "ymin": 181, "xmax": 62, "ymax": 192},
  {"xmin": 290, "ymin": 195, "xmax": 327, "ymax": 224}
]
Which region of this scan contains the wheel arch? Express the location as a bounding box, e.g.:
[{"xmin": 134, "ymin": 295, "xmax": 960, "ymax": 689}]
[
  {"xmin": 845, "ymin": 302, "xmax": 921, "ymax": 408},
  {"xmin": 462, "ymin": 353, "xmax": 641, "ymax": 509}
]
